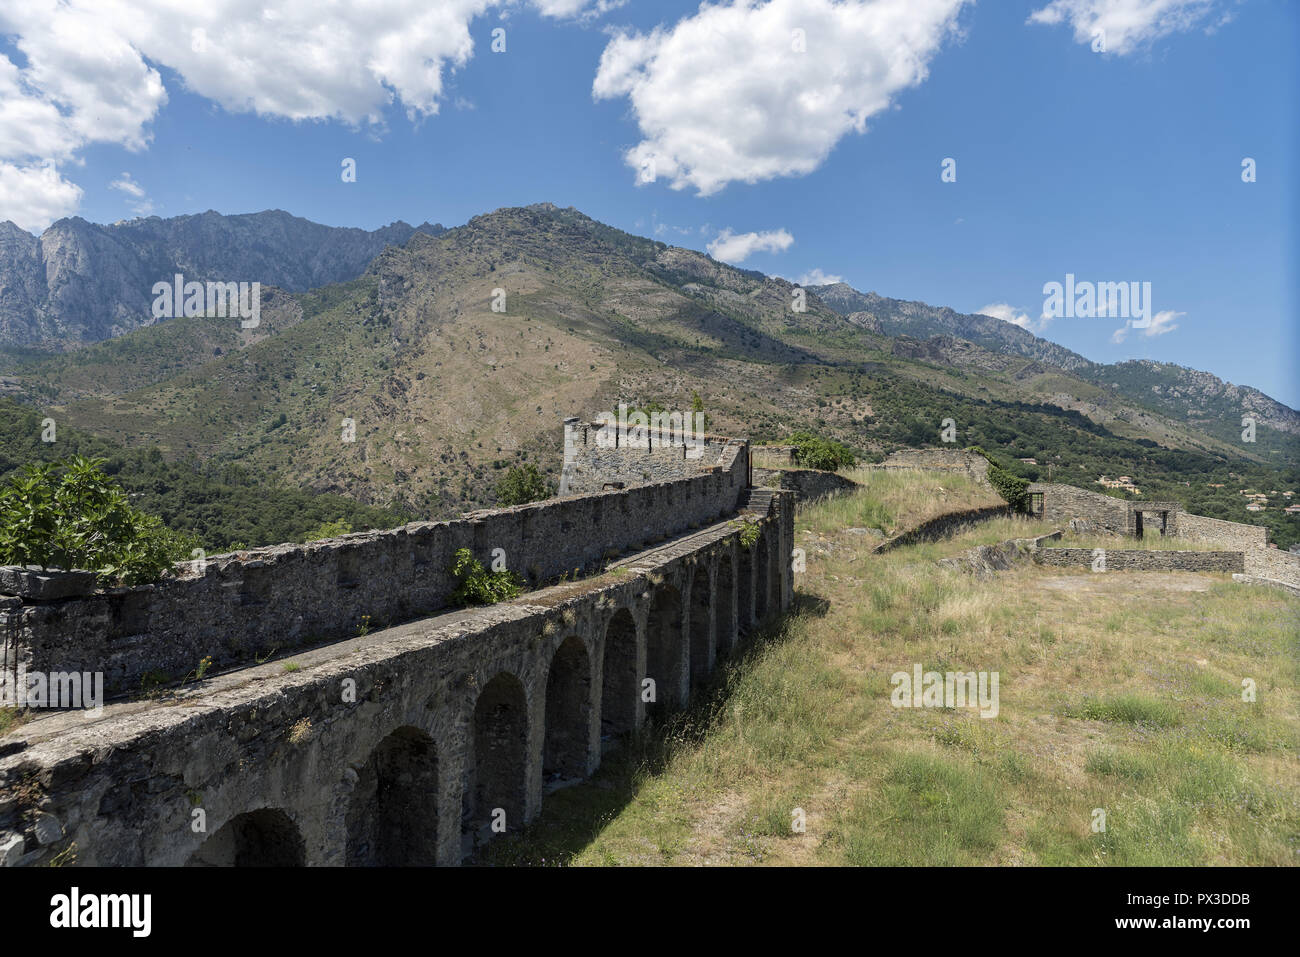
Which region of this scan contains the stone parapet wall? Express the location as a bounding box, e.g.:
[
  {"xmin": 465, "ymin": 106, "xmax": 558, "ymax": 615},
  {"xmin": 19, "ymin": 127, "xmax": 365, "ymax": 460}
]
[
  {"xmin": 559, "ymin": 417, "xmax": 741, "ymax": 494},
  {"xmin": 1242, "ymin": 547, "xmax": 1300, "ymax": 588},
  {"xmin": 1035, "ymin": 548, "xmax": 1245, "ymax": 573},
  {"xmin": 1, "ymin": 441, "xmax": 750, "ymax": 699},
  {"xmin": 751, "ymin": 467, "xmax": 859, "ymax": 505},
  {"xmin": 881, "ymin": 449, "xmax": 989, "ymax": 480},
  {"xmin": 1177, "ymin": 512, "xmax": 1269, "ymax": 549},
  {"xmin": 1026, "ymin": 483, "xmax": 1130, "ymax": 534}
]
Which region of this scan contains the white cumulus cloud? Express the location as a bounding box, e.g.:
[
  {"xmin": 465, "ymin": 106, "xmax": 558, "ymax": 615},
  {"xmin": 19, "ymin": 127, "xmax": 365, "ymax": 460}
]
[
  {"xmin": 593, "ymin": 0, "xmax": 970, "ymax": 195},
  {"xmin": 795, "ymin": 268, "xmax": 843, "ymax": 286},
  {"xmin": 1111, "ymin": 309, "xmax": 1182, "ymax": 342},
  {"xmin": 0, "ymin": 1, "xmax": 602, "ymax": 230},
  {"xmin": 978, "ymin": 302, "xmax": 1050, "ymax": 333},
  {"xmin": 707, "ymin": 228, "xmax": 795, "ymax": 263},
  {"xmin": 109, "ymin": 173, "xmax": 145, "ymax": 199},
  {"xmin": 0, "ymin": 163, "xmax": 84, "ymax": 234},
  {"xmin": 1028, "ymin": 0, "xmax": 1226, "ymax": 56}
]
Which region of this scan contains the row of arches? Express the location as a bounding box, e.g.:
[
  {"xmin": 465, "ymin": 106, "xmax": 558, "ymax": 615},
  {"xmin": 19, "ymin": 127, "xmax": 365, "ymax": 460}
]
[{"xmin": 185, "ymin": 529, "xmax": 785, "ymax": 866}]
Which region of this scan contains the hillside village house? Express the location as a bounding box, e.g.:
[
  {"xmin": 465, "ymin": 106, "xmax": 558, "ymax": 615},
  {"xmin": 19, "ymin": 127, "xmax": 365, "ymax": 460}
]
[{"xmin": 1097, "ymin": 475, "xmax": 1141, "ymax": 494}]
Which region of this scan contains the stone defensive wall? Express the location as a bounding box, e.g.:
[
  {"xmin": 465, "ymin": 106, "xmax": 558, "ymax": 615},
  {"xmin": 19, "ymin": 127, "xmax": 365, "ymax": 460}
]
[
  {"xmin": 879, "ymin": 449, "xmax": 990, "ymax": 480},
  {"xmin": 1177, "ymin": 512, "xmax": 1269, "ymax": 549},
  {"xmin": 751, "ymin": 467, "xmax": 860, "ymax": 506},
  {"xmin": 1241, "ymin": 547, "xmax": 1300, "ymax": 590},
  {"xmin": 1035, "ymin": 548, "xmax": 1246, "ymax": 573},
  {"xmin": 873, "ymin": 505, "xmax": 1010, "ymax": 554},
  {"xmin": 0, "ymin": 492, "xmax": 794, "ymax": 867},
  {"xmin": 1027, "ymin": 482, "xmax": 1275, "ymax": 549},
  {"xmin": 750, "ymin": 445, "xmax": 799, "ymax": 469},
  {"xmin": 1025, "ymin": 482, "xmax": 1131, "ymax": 534},
  {"xmin": 558, "ymin": 417, "xmax": 741, "ymax": 495},
  {"xmin": 1, "ymin": 438, "xmax": 752, "ymax": 700},
  {"xmin": 0, "ymin": 420, "xmax": 795, "ymax": 867}
]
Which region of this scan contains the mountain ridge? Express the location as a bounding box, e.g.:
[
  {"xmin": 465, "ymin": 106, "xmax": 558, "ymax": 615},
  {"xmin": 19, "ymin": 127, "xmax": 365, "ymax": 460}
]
[{"xmin": 0, "ymin": 210, "xmax": 446, "ymax": 346}]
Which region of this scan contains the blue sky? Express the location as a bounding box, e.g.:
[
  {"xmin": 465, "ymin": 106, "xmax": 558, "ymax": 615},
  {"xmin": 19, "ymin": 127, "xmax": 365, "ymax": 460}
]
[{"xmin": 2, "ymin": 0, "xmax": 1296, "ymax": 405}]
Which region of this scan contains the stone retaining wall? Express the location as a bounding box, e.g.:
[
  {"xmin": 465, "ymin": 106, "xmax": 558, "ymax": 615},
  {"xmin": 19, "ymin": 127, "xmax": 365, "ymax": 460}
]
[
  {"xmin": 873, "ymin": 505, "xmax": 1010, "ymax": 554},
  {"xmin": 881, "ymin": 449, "xmax": 989, "ymax": 480},
  {"xmin": 1035, "ymin": 548, "xmax": 1245, "ymax": 573}
]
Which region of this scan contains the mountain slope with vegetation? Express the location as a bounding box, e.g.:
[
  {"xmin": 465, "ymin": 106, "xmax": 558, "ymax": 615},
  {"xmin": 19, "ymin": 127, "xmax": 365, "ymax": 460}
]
[{"xmin": 0, "ymin": 203, "xmax": 1294, "ymax": 547}]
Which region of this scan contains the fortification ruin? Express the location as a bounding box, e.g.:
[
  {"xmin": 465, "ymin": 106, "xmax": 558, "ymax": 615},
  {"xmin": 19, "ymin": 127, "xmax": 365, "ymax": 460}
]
[
  {"xmin": 1026, "ymin": 481, "xmax": 1298, "ymax": 589},
  {"xmin": 2, "ymin": 439, "xmax": 1294, "ymax": 868},
  {"xmin": 0, "ymin": 421, "xmax": 793, "ymax": 867}
]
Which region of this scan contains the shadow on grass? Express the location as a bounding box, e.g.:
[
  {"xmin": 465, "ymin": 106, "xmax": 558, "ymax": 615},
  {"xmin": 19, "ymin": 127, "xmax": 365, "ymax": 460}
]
[{"xmin": 468, "ymin": 590, "xmax": 828, "ymax": 866}]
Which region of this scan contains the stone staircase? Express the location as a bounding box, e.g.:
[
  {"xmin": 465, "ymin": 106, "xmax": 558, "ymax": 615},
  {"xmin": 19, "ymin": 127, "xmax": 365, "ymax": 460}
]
[{"xmin": 739, "ymin": 488, "xmax": 775, "ymax": 516}]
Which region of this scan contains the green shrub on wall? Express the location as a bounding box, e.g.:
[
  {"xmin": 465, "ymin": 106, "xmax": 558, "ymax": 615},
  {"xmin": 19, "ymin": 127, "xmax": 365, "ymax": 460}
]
[
  {"xmin": 966, "ymin": 446, "xmax": 1030, "ymax": 512},
  {"xmin": 449, "ymin": 548, "xmax": 525, "ymax": 605}
]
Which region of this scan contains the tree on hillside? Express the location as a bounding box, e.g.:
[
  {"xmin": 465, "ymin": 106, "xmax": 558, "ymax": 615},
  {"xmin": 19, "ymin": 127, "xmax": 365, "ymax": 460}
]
[
  {"xmin": 784, "ymin": 431, "xmax": 856, "ymax": 471},
  {"xmin": 495, "ymin": 464, "xmax": 553, "ymax": 507},
  {"xmin": 0, "ymin": 456, "xmax": 198, "ymax": 585}
]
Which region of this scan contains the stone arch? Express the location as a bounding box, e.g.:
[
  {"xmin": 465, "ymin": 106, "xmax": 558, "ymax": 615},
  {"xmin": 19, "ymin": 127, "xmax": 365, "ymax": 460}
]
[
  {"xmin": 738, "ymin": 541, "xmax": 754, "ymax": 632},
  {"xmin": 544, "ymin": 635, "xmax": 592, "ymax": 783},
  {"xmin": 767, "ymin": 528, "xmax": 782, "ymax": 615},
  {"xmin": 688, "ymin": 564, "xmax": 712, "ymax": 690},
  {"xmin": 600, "ymin": 609, "xmax": 638, "ymax": 741},
  {"xmin": 644, "ymin": 584, "xmax": 684, "ymax": 716},
  {"xmin": 463, "ymin": 673, "xmax": 528, "ymax": 838},
  {"xmin": 345, "ymin": 725, "xmax": 439, "ymax": 866},
  {"xmin": 756, "ymin": 531, "xmax": 771, "ymax": 621},
  {"xmin": 187, "ymin": 808, "xmax": 305, "ymax": 867},
  {"xmin": 715, "ymin": 552, "xmax": 735, "ymax": 657}
]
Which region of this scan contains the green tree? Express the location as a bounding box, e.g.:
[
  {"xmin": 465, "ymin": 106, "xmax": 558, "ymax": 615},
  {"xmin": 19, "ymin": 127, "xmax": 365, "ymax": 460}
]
[
  {"xmin": 303, "ymin": 518, "xmax": 353, "ymax": 541},
  {"xmin": 0, "ymin": 456, "xmax": 198, "ymax": 585},
  {"xmin": 495, "ymin": 464, "xmax": 552, "ymax": 507},
  {"xmin": 784, "ymin": 431, "xmax": 856, "ymax": 471}
]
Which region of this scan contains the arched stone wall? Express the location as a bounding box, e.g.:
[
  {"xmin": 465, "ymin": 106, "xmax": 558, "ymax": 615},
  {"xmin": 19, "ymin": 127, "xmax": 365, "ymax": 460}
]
[
  {"xmin": 187, "ymin": 808, "xmax": 305, "ymax": 867},
  {"xmin": 1, "ymin": 489, "xmax": 797, "ymax": 869},
  {"xmin": 464, "ymin": 673, "xmax": 529, "ymax": 843},
  {"xmin": 688, "ymin": 564, "xmax": 713, "ymax": 690},
  {"xmin": 644, "ymin": 584, "xmax": 685, "ymax": 717},
  {"xmin": 543, "ymin": 636, "xmax": 593, "ymax": 784},
  {"xmin": 345, "ymin": 726, "xmax": 439, "ymax": 866},
  {"xmin": 600, "ymin": 608, "xmax": 640, "ymax": 741}
]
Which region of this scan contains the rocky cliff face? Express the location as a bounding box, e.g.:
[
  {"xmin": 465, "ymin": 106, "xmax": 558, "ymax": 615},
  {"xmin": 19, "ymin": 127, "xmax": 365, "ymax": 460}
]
[
  {"xmin": 1091, "ymin": 359, "xmax": 1300, "ymax": 435},
  {"xmin": 810, "ymin": 281, "xmax": 1095, "ymax": 372},
  {"xmin": 0, "ymin": 210, "xmax": 445, "ymax": 345}
]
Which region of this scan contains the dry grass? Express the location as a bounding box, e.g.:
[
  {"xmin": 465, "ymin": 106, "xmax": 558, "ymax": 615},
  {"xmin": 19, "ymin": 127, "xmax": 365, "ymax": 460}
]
[{"xmin": 482, "ymin": 475, "xmax": 1300, "ymax": 866}]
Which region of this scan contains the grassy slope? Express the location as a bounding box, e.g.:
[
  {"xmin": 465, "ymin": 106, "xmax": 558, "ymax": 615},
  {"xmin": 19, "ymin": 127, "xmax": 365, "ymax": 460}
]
[{"xmin": 480, "ymin": 472, "xmax": 1299, "ymax": 866}]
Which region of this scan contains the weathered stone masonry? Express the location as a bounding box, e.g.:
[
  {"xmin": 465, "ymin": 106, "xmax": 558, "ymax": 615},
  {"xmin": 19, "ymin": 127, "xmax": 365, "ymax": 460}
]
[
  {"xmin": 2, "ymin": 438, "xmax": 751, "ymax": 700},
  {"xmin": 1026, "ymin": 481, "xmax": 1298, "ymax": 588},
  {"xmin": 0, "ymin": 427, "xmax": 794, "ymax": 867},
  {"xmin": 1035, "ymin": 548, "xmax": 1246, "ymax": 573}
]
